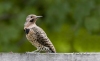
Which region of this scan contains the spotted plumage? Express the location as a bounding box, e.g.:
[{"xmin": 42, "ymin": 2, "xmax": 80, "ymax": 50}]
[{"xmin": 24, "ymin": 14, "xmax": 56, "ymax": 53}]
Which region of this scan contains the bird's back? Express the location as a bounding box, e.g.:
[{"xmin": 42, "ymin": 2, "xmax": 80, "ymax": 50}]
[{"xmin": 31, "ymin": 26, "xmax": 56, "ymax": 53}]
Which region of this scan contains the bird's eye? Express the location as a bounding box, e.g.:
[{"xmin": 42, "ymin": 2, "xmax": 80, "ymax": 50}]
[
  {"xmin": 30, "ymin": 16, "xmax": 33, "ymax": 18},
  {"xmin": 30, "ymin": 19, "xmax": 34, "ymax": 22}
]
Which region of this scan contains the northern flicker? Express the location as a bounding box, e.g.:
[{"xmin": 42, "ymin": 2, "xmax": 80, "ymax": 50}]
[{"xmin": 24, "ymin": 14, "xmax": 56, "ymax": 53}]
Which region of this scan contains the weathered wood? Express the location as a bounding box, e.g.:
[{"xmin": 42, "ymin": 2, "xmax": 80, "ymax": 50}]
[{"xmin": 0, "ymin": 53, "xmax": 100, "ymax": 61}]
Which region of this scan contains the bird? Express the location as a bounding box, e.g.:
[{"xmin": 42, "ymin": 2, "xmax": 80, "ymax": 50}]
[{"xmin": 24, "ymin": 14, "xmax": 56, "ymax": 53}]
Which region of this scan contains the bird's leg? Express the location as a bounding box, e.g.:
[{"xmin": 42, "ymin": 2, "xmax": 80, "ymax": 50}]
[
  {"xmin": 32, "ymin": 49, "xmax": 40, "ymax": 53},
  {"xmin": 33, "ymin": 47, "xmax": 42, "ymax": 53},
  {"xmin": 26, "ymin": 49, "xmax": 40, "ymax": 53}
]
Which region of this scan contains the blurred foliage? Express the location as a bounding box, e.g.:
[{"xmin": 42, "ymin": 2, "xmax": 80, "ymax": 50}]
[{"xmin": 0, "ymin": 0, "xmax": 100, "ymax": 53}]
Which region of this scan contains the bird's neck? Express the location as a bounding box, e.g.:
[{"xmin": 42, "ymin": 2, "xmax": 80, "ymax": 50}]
[{"xmin": 24, "ymin": 23, "xmax": 37, "ymax": 29}]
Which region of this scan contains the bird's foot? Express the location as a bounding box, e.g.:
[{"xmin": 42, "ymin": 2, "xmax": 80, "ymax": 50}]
[
  {"xmin": 26, "ymin": 51, "xmax": 35, "ymax": 54},
  {"xmin": 26, "ymin": 50, "xmax": 40, "ymax": 54}
]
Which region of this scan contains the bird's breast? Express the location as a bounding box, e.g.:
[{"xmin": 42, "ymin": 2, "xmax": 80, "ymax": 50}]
[
  {"xmin": 26, "ymin": 29, "xmax": 40, "ymax": 48},
  {"xmin": 24, "ymin": 29, "xmax": 30, "ymax": 34},
  {"xmin": 26, "ymin": 29, "xmax": 35, "ymax": 41}
]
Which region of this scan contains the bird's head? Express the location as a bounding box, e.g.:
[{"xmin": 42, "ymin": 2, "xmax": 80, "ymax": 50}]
[
  {"xmin": 26, "ymin": 14, "xmax": 42, "ymax": 23},
  {"xmin": 24, "ymin": 14, "xmax": 42, "ymax": 27}
]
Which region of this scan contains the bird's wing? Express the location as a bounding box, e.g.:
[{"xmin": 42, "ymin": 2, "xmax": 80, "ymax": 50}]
[{"xmin": 31, "ymin": 26, "xmax": 56, "ymax": 53}]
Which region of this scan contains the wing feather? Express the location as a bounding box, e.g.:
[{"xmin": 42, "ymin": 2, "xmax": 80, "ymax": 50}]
[{"xmin": 31, "ymin": 26, "xmax": 56, "ymax": 53}]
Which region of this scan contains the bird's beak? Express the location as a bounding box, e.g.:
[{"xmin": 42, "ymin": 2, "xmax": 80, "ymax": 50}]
[{"xmin": 36, "ymin": 16, "xmax": 42, "ymax": 18}]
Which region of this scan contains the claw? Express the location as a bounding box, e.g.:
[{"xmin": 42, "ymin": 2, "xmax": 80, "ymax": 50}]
[{"xmin": 26, "ymin": 49, "xmax": 40, "ymax": 54}]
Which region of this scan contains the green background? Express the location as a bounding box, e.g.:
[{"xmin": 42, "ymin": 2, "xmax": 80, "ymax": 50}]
[{"xmin": 0, "ymin": 0, "xmax": 100, "ymax": 53}]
